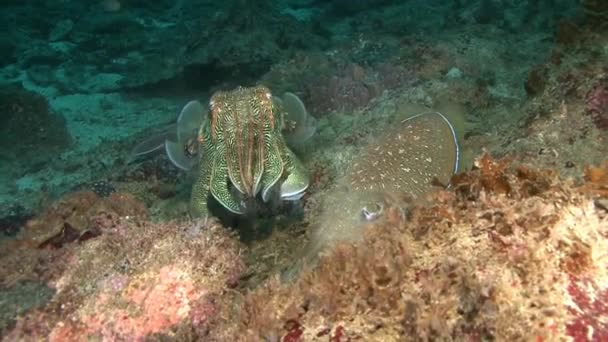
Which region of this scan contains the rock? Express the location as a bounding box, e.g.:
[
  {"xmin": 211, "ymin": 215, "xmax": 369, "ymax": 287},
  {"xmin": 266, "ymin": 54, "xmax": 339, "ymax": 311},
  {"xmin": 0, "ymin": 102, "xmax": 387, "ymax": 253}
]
[
  {"xmin": 446, "ymin": 67, "xmax": 464, "ymax": 80},
  {"xmin": 0, "ymin": 84, "xmax": 71, "ymax": 160},
  {"xmin": 48, "ymin": 19, "xmax": 74, "ymax": 42},
  {"xmin": 0, "ymin": 35, "xmax": 17, "ymax": 67}
]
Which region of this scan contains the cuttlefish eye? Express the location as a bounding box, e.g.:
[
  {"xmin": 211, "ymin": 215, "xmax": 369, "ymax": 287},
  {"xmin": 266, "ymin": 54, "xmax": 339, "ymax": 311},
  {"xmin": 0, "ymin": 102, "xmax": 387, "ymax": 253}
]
[
  {"xmin": 361, "ymin": 202, "xmax": 384, "ymax": 222},
  {"xmin": 265, "ymin": 92, "xmax": 272, "ymax": 100}
]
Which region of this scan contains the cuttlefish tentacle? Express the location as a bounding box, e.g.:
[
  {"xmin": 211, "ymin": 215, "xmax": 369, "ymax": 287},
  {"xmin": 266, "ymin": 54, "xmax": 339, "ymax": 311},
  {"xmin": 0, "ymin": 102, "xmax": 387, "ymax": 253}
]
[
  {"xmin": 209, "ymin": 154, "xmax": 245, "ymax": 214},
  {"xmin": 220, "ymin": 88, "xmax": 268, "ymax": 197},
  {"xmin": 209, "ymin": 103, "xmax": 245, "ymax": 214},
  {"xmin": 214, "ymin": 92, "xmax": 245, "ymax": 195},
  {"xmin": 192, "ymin": 106, "xmax": 246, "ymax": 216}
]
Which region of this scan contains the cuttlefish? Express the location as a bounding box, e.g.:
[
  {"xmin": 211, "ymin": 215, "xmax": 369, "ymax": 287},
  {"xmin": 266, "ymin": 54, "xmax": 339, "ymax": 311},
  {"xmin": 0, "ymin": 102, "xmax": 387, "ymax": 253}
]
[
  {"xmin": 130, "ymin": 86, "xmax": 317, "ymax": 218},
  {"xmin": 189, "ymin": 86, "xmax": 314, "ymax": 217},
  {"xmin": 298, "ymin": 111, "xmax": 460, "ymax": 267}
]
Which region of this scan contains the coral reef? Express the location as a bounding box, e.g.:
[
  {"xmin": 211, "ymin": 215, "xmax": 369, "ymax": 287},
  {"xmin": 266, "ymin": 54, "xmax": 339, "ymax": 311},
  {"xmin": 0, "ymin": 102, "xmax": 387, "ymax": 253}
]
[
  {"xmin": 262, "ymin": 54, "xmax": 417, "ymax": 116},
  {"xmin": 468, "ymin": 19, "xmax": 608, "ymax": 180},
  {"xmin": 89, "ymin": 180, "xmax": 116, "ymax": 198},
  {"xmin": 2, "ymin": 157, "xmax": 606, "ymax": 341},
  {"xmin": 0, "ymin": 0, "xmax": 327, "ymax": 94},
  {"xmin": 0, "ymin": 191, "xmax": 148, "ymax": 287},
  {"xmin": 213, "ymin": 156, "xmax": 608, "ymax": 341},
  {"xmin": 1, "ymin": 1, "xmax": 607, "ymax": 340},
  {"xmin": 0, "ymin": 205, "xmax": 32, "ymax": 237},
  {"xmin": 582, "ymin": 0, "xmax": 608, "ymax": 26}
]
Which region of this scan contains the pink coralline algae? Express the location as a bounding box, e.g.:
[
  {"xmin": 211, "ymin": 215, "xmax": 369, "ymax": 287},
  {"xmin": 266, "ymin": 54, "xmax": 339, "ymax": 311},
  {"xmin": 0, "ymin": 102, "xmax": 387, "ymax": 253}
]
[
  {"xmin": 585, "ymin": 83, "xmax": 608, "ymax": 130},
  {"xmin": 566, "ymin": 275, "xmax": 608, "ymax": 342},
  {"xmin": 2, "ymin": 213, "xmax": 244, "ymax": 341},
  {"xmin": 49, "ymin": 265, "xmax": 202, "ymax": 341}
]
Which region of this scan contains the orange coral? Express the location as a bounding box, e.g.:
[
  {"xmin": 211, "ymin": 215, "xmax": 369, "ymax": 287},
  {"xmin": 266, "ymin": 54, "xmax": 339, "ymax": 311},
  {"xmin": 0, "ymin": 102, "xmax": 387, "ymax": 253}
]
[
  {"xmin": 452, "ymin": 153, "xmax": 513, "ymax": 198},
  {"xmin": 582, "ymin": 161, "xmax": 608, "ymax": 198}
]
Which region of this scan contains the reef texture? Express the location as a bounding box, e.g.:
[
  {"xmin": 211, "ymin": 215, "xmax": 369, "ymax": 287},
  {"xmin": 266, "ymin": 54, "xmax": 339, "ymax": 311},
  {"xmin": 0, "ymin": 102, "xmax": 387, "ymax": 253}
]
[
  {"xmin": 1, "ymin": 0, "xmax": 326, "ymax": 93},
  {"xmin": 0, "ymin": 191, "xmax": 245, "ymax": 340},
  {"xmin": 1, "ymin": 157, "xmax": 607, "ymax": 341},
  {"xmin": 1, "ymin": 1, "xmax": 607, "ymax": 340},
  {"xmin": 212, "ymin": 156, "xmax": 608, "ymax": 341},
  {"xmin": 464, "ymin": 20, "xmax": 608, "ymax": 181}
]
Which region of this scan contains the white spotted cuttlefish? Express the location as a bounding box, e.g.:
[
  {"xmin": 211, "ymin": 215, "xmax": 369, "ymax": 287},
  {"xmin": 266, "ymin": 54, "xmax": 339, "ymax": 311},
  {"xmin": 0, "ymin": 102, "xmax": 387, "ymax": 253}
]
[{"xmin": 300, "ymin": 112, "xmax": 460, "ymax": 265}]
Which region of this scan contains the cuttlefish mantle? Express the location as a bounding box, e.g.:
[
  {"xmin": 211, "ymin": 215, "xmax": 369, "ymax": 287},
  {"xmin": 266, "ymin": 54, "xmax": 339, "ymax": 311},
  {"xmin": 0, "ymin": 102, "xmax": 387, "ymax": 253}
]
[{"xmin": 302, "ymin": 111, "xmax": 460, "ymax": 264}]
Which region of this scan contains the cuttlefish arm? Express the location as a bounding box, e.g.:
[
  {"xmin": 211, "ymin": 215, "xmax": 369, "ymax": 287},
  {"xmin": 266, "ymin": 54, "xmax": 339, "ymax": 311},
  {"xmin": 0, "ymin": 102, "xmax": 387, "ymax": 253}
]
[{"xmin": 279, "ymin": 147, "xmax": 310, "ymax": 201}]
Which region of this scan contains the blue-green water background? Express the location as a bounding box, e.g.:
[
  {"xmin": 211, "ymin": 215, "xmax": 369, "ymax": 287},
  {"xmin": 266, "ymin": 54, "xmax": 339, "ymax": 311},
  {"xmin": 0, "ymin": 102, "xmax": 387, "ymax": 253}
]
[{"xmin": 0, "ymin": 0, "xmax": 584, "ymax": 223}]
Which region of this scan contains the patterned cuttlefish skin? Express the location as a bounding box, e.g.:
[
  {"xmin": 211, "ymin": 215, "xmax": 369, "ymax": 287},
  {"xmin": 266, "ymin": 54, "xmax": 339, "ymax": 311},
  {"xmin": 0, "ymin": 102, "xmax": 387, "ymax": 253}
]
[
  {"xmin": 299, "ymin": 112, "xmax": 460, "ymax": 266},
  {"xmin": 189, "ymin": 85, "xmax": 308, "ymax": 218}
]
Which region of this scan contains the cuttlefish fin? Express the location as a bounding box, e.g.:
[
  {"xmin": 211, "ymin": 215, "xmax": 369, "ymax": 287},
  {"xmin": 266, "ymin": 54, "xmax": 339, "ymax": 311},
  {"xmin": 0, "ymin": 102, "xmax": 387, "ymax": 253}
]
[
  {"xmin": 165, "ymin": 140, "xmax": 197, "ymax": 171},
  {"xmin": 280, "ymin": 92, "xmax": 317, "ymax": 146},
  {"xmin": 129, "ymin": 124, "xmax": 177, "ymax": 161},
  {"xmin": 403, "ymin": 111, "xmax": 460, "ymax": 177},
  {"xmin": 176, "ymin": 100, "xmax": 206, "ymax": 142},
  {"xmin": 164, "ymin": 100, "xmax": 206, "ymax": 171}
]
